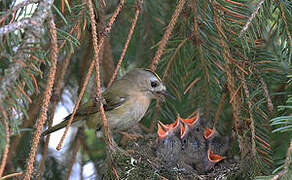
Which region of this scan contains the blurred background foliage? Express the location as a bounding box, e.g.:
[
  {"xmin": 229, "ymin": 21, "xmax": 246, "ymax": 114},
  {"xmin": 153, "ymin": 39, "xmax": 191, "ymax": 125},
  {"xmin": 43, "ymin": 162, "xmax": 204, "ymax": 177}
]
[{"xmin": 0, "ymin": 0, "xmax": 291, "ymax": 179}]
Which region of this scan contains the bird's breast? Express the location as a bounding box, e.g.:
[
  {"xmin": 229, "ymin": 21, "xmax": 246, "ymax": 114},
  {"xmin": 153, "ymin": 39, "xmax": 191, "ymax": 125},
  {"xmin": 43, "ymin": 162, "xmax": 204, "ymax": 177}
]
[{"xmin": 105, "ymin": 92, "xmax": 151, "ymax": 131}]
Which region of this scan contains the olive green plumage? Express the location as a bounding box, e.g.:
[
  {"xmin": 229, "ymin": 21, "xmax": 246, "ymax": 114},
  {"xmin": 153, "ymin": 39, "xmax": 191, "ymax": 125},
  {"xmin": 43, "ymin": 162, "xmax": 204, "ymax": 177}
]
[{"xmin": 42, "ymin": 68, "xmax": 171, "ymax": 136}]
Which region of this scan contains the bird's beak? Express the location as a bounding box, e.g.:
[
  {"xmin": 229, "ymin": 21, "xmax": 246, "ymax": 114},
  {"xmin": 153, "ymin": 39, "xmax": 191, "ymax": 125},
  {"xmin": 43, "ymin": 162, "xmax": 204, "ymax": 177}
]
[{"xmin": 160, "ymin": 90, "xmax": 175, "ymax": 100}]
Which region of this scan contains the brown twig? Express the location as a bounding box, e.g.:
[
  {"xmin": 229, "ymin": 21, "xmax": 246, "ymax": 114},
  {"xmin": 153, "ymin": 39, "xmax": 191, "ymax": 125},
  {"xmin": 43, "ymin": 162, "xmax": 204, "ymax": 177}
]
[
  {"xmin": 107, "ymin": 1, "xmax": 124, "ymax": 29},
  {"xmin": 260, "ymin": 77, "xmax": 274, "ymax": 113},
  {"xmin": 0, "ymin": 172, "xmax": 23, "ymax": 180},
  {"xmin": 146, "ymin": 0, "xmax": 186, "ymax": 134},
  {"xmin": 184, "ymin": 77, "xmax": 201, "ymax": 95},
  {"xmin": 88, "ymin": 0, "xmax": 111, "ymax": 146},
  {"xmin": 111, "ymin": 166, "xmax": 120, "ymax": 180},
  {"xmin": 162, "ymin": 36, "xmax": 191, "ymax": 80},
  {"xmin": 0, "ymin": 105, "xmax": 9, "ymax": 177},
  {"xmin": 24, "ymin": 13, "xmax": 59, "ymax": 180},
  {"xmin": 37, "ymin": 50, "xmax": 73, "ymax": 179},
  {"xmin": 6, "ymin": 95, "xmax": 41, "ymax": 174},
  {"xmin": 149, "ymin": 0, "xmax": 186, "ymax": 71},
  {"xmin": 108, "ymin": 0, "xmax": 143, "ymax": 87},
  {"xmin": 65, "ymin": 138, "xmax": 80, "ymax": 180},
  {"xmin": 56, "ymin": 55, "xmax": 95, "ymax": 150},
  {"xmin": 56, "ymin": 0, "xmax": 125, "ymax": 151},
  {"xmin": 17, "ymin": 84, "xmax": 32, "ymax": 104},
  {"xmin": 213, "ymin": 1, "xmax": 245, "ymax": 157},
  {"xmin": 88, "ymin": 0, "xmax": 124, "ymax": 179},
  {"xmin": 240, "ymin": 71, "xmax": 256, "ymax": 158}
]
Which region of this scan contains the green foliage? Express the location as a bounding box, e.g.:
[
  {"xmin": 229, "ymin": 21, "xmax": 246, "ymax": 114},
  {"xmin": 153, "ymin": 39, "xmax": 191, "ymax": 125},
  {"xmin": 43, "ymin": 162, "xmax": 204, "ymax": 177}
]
[{"xmin": 0, "ymin": 0, "xmax": 291, "ymax": 179}]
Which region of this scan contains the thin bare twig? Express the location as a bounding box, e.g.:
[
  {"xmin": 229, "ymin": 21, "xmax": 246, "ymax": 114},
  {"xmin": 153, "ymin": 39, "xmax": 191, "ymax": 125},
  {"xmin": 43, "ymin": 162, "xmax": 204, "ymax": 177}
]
[
  {"xmin": 24, "ymin": 12, "xmax": 58, "ymax": 180},
  {"xmin": 56, "ymin": 0, "xmax": 125, "ymax": 150},
  {"xmin": 106, "ymin": 0, "xmax": 125, "ymax": 30},
  {"xmin": 149, "ymin": 0, "xmax": 186, "ymax": 71},
  {"xmin": 56, "ymin": 56, "xmax": 95, "ymax": 150},
  {"xmin": 37, "ymin": 50, "xmax": 73, "ymax": 179},
  {"xmin": 162, "ymin": 36, "xmax": 191, "ymax": 80},
  {"xmin": 213, "ymin": 1, "xmax": 246, "ymax": 157},
  {"xmin": 184, "ymin": 77, "xmax": 201, "ymax": 95},
  {"xmin": 65, "ymin": 138, "xmax": 80, "ymax": 180},
  {"xmin": 88, "ymin": 1, "xmax": 126, "ymax": 178},
  {"xmin": 88, "ymin": 0, "xmax": 112, "ymax": 145},
  {"xmin": 0, "ymin": 172, "xmax": 23, "ymax": 180},
  {"xmin": 108, "ymin": 0, "xmax": 143, "ymax": 87}
]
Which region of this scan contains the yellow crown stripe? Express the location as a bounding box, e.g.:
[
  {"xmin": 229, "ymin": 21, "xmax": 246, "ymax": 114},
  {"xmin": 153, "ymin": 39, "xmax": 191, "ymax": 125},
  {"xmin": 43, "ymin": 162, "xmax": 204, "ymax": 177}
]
[{"xmin": 144, "ymin": 69, "xmax": 162, "ymax": 81}]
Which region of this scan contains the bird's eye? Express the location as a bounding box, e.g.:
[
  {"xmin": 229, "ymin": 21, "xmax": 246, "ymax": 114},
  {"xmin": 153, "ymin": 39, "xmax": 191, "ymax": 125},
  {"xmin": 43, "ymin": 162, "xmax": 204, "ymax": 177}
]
[{"xmin": 151, "ymin": 81, "xmax": 159, "ymax": 88}]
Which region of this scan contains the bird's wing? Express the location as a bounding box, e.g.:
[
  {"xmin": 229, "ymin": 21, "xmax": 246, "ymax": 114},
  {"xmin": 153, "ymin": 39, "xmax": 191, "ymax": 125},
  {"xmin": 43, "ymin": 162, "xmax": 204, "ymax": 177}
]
[
  {"xmin": 74, "ymin": 92, "xmax": 128, "ymax": 116},
  {"xmin": 41, "ymin": 80, "xmax": 130, "ymax": 136},
  {"xmin": 102, "ymin": 90, "xmax": 128, "ymax": 111}
]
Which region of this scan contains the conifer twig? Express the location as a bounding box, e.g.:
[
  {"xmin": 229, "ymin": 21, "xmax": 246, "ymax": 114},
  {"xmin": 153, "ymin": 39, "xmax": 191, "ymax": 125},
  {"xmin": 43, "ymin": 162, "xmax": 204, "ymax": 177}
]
[
  {"xmin": 241, "ymin": 72, "xmax": 256, "ymax": 158},
  {"xmin": 37, "ymin": 50, "xmax": 73, "ymax": 179},
  {"xmin": 260, "ymin": 77, "xmax": 274, "ymax": 113},
  {"xmin": 65, "ymin": 137, "xmax": 80, "ymax": 180},
  {"xmin": 213, "ymin": 1, "xmax": 247, "ymax": 157},
  {"xmin": 108, "ymin": 0, "xmax": 143, "ymax": 87},
  {"xmin": 162, "ymin": 36, "xmax": 190, "ymax": 80},
  {"xmin": 56, "ymin": 0, "xmax": 125, "ymax": 150},
  {"xmin": 0, "ymin": 0, "xmax": 54, "ymax": 106},
  {"xmin": 24, "ymin": 12, "xmax": 58, "ymax": 180},
  {"xmin": 150, "ymin": 0, "xmax": 186, "ymax": 71},
  {"xmin": 87, "ymin": 0, "xmax": 112, "ymax": 145}
]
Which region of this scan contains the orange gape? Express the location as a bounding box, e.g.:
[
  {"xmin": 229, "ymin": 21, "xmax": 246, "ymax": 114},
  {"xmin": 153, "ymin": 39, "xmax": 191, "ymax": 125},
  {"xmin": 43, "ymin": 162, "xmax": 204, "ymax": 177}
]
[
  {"xmin": 156, "ymin": 111, "xmax": 229, "ymax": 173},
  {"xmin": 208, "ymin": 147, "xmax": 225, "ymax": 162},
  {"xmin": 204, "ymin": 127, "xmax": 214, "ymax": 139}
]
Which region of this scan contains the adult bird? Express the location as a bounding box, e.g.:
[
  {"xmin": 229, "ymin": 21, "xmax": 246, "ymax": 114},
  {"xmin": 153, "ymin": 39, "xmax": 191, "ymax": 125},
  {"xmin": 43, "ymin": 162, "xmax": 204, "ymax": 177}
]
[{"xmin": 42, "ymin": 68, "xmax": 172, "ymax": 136}]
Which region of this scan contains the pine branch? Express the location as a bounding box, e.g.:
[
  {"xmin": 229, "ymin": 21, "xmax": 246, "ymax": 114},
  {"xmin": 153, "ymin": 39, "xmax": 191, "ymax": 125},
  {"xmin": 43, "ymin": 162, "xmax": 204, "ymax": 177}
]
[{"xmin": 0, "ymin": 0, "xmax": 55, "ymax": 104}]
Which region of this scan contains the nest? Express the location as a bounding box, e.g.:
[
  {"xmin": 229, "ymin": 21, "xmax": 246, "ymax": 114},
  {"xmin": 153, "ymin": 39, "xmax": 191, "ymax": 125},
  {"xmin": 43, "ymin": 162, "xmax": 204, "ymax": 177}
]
[{"xmin": 105, "ymin": 134, "xmax": 241, "ymax": 180}]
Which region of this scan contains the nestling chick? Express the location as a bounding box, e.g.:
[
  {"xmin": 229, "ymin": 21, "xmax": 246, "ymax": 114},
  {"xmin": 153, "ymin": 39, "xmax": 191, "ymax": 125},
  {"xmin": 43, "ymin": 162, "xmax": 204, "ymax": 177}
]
[
  {"xmin": 156, "ymin": 117, "xmax": 182, "ymax": 166},
  {"xmin": 155, "ymin": 111, "xmax": 229, "ymax": 174},
  {"xmin": 42, "ymin": 68, "xmax": 173, "ymax": 136},
  {"xmin": 180, "ymin": 112, "xmax": 207, "ymax": 162},
  {"xmin": 204, "ymin": 127, "xmax": 230, "ymax": 156}
]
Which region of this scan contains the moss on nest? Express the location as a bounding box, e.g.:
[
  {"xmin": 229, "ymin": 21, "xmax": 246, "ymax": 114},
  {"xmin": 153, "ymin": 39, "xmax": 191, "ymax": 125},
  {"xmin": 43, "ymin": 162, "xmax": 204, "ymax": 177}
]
[{"xmin": 103, "ymin": 134, "xmax": 241, "ymax": 179}]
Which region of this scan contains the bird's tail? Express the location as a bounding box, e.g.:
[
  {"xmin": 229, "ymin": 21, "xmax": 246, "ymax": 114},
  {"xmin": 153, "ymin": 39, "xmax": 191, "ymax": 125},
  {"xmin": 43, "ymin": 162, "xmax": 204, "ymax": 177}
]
[{"xmin": 41, "ymin": 114, "xmax": 75, "ymax": 136}]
